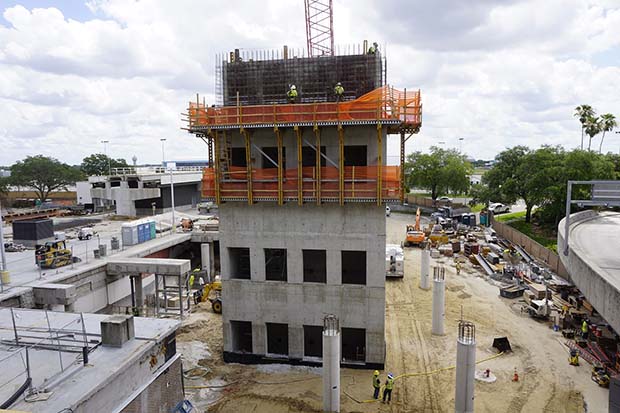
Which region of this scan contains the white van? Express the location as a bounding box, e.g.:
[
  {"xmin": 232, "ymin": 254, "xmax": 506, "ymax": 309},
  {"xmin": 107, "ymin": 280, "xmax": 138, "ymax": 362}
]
[{"xmin": 78, "ymin": 227, "xmax": 95, "ymax": 240}]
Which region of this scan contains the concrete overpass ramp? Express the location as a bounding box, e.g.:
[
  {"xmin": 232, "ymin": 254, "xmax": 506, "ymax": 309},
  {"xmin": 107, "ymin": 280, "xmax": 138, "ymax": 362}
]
[{"xmin": 559, "ymin": 210, "xmax": 620, "ymax": 334}]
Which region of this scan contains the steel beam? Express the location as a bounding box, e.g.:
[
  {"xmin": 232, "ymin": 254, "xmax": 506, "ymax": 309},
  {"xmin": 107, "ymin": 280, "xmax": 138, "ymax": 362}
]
[
  {"xmin": 338, "ymin": 126, "xmax": 344, "ymax": 206},
  {"xmin": 315, "ymin": 126, "xmax": 321, "ymax": 205},
  {"xmin": 276, "ymin": 128, "xmax": 283, "ymax": 206},
  {"xmin": 295, "ymin": 126, "xmax": 303, "ymax": 205},
  {"xmin": 377, "ymin": 124, "xmax": 383, "ymax": 205},
  {"xmin": 242, "ymin": 129, "xmax": 253, "ymax": 205}
]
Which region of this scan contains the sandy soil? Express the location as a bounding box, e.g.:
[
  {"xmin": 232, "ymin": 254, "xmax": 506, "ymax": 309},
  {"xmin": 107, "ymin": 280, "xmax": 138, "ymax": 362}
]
[{"xmin": 177, "ymin": 212, "xmax": 608, "ymax": 412}]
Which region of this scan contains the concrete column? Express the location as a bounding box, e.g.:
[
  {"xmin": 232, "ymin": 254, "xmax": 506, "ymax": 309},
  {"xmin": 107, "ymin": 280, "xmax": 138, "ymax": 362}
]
[
  {"xmin": 432, "ymin": 267, "xmax": 445, "ymax": 336},
  {"xmin": 201, "ymin": 242, "xmax": 215, "ymax": 279},
  {"xmin": 288, "ymin": 249, "xmax": 303, "ymax": 284},
  {"xmin": 326, "ymin": 250, "xmax": 341, "ymax": 285},
  {"xmin": 455, "ymin": 321, "xmax": 476, "ymax": 413},
  {"xmin": 420, "ymin": 249, "xmax": 431, "ymax": 290},
  {"xmin": 131, "ymin": 275, "xmax": 143, "ymax": 314},
  {"xmin": 222, "ymin": 321, "xmax": 232, "ymax": 352},
  {"xmin": 322, "ymin": 315, "xmax": 340, "ymax": 413},
  {"xmin": 252, "ymin": 322, "xmax": 266, "ymax": 355},
  {"xmin": 289, "ymin": 324, "xmax": 304, "ymax": 359},
  {"xmin": 252, "ymin": 247, "xmax": 265, "ymax": 282}
]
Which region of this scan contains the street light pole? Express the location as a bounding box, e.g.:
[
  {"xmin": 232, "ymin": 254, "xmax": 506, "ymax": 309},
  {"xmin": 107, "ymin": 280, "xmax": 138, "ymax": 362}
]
[
  {"xmin": 160, "ymin": 138, "xmax": 167, "ymax": 167},
  {"xmin": 459, "ymin": 137, "xmax": 464, "ymax": 153},
  {"xmin": 0, "ymin": 199, "xmax": 7, "ymax": 292},
  {"xmin": 101, "ymin": 140, "xmax": 110, "ymax": 175},
  {"xmin": 169, "ymin": 168, "xmax": 175, "ymax": 235}
]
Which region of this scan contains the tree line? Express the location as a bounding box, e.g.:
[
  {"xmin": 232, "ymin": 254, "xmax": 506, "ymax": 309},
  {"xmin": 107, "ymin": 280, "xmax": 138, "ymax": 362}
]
[{"xmin": 0, "ymin": 154, "xmax": 128, "ymax": 204}]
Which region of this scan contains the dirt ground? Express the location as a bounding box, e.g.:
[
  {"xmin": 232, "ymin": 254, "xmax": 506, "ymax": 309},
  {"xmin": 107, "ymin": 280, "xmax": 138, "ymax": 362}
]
[{"xmin": 177, "ymin": 212, "xmax": 608, "ymax": 412}]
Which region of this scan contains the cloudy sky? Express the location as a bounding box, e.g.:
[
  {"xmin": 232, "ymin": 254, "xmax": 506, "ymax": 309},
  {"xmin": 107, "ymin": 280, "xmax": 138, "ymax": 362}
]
[{"xmin": 1, "ymin": 0, "xmax": 620, "ymax": 166}]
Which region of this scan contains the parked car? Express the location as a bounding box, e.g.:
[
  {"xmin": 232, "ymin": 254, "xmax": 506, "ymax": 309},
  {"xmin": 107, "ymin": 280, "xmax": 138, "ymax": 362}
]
[
  {"xmin": 489, "ymin": 203, "xmax": 510, "ymax": 214},
  {"xmin": 437, "ymin": 196, "xmax": 453, "ymax": 203},
  {"xmin": 385, "ymin": 205, "xmax": 391, "ymax": 217}
]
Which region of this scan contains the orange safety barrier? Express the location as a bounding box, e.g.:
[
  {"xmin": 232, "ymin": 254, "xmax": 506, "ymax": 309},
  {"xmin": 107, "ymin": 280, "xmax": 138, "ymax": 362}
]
[
  {"xmin": 187, "ymin": 86, "xmax": 421, "ymax": 129},
  {"xmin": 201, "ymin": 166, "xmax": 401, "ymax": 201}
]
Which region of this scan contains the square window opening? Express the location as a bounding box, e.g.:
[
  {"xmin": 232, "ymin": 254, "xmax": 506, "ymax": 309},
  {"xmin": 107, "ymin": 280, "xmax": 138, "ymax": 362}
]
[
  {"xmin": 303, "ymin": 250, "xmax": 327, "ymax": 283},
  {"xmin": 231, "ymin": 320, "xmax": 252, "ymax": 353},
  {"xmin": 342, "ymin": 327, "xmax": 366, "ymax": 362},
  {"xmin": 266, "ymin": 323, "xmax": 289, "ymax": 356},
  {"xmin": 265, "ymin": 248, "xmax": 287, "ymax": 281},
  {"xmin": 342, "ymin": 250, "xmax": 366, "ymax": 285},
  {"xmin": 228, "ymin": 247, "xmax": 251, "ymax": 279},
  {"xmin": 303, "ymin": 325, "xmax": 323, "ymax": 358}
]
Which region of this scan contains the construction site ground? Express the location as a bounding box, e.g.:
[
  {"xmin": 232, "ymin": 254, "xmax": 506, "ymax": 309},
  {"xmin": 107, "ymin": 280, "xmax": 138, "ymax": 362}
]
[{"xmin": 178, "ymin": 212, "xmax": 608, "ymax": 412}]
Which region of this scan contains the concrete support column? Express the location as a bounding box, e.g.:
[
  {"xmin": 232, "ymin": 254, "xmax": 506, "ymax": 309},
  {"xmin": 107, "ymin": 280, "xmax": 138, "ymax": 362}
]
[
  {"xmin": 289, "ymin": 324, "xmax": 304, "ymax": 359},
  {"xmin": 201, "ymin": 242, "xmax": 215, "ymax": 280},
  {"xmin": 222, "ymin": 321, "xmax": 232, "ymax": 352},
  {"xmin": 420, "ymin": 248, "xmax": 431, "ymax": 290},
  {"xmin": 288, "ymin": 249, "xmax": 303, "ymax": 284},
  {"xmin": 131, "ymin": 275, "xmax": 143, "ymax": 315},
  {"xmin": 252, "ymin": 247, "xmax": 266, "ymax": 282},
  {"xmin": 322, "ymin": 315, "xmax": 340, "ymax": 413},
  {"xmin": 252, "ymin": 322, "xmax": 266, "ymax": 355},
  {"xmin": 326, "ymin": 250, "xmax": 341, "ymax": 285},
  {"xmin": 432, "ymin": 267, "xmax": 445, "ymax": 336}
]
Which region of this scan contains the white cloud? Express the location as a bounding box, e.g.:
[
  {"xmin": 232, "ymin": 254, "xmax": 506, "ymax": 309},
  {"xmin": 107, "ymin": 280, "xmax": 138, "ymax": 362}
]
[{"xmin": 0, "ymin": 0, "xmax": 620, "ymax": 167}]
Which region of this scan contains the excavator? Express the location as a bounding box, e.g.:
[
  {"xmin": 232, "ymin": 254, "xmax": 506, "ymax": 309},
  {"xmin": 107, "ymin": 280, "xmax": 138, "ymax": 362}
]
[
  {"xmin": 403, "ymin": 208, "xmax": 426, "ymax": 247},
  {"xmin": 35, "ymin": 240, "xmax": 79, "ymax": 269}
]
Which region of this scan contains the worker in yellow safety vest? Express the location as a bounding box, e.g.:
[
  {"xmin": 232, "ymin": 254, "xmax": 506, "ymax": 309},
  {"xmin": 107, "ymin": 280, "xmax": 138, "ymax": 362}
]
[
  {"xmin": 382, "ymin": 373, "xmax": 394, "ymax": 404},
  {"xmin": 372, "ymin": 370, "xmax": 381, "ymax": 399},
  {"xmin": 582, "ymin": 319, "xmax": 589, "ymax": 340},
  {"xmin": 287, "ymin": 85, "xmax": 298, "ymax": 103},
  {"xmin": 334, "ymin": 82, "xmax": 344, "ymax": 102},
  {"xmin": 456, "ymin": 261, "xmax": 462, "ymax": 275},
  {"xmin": 368, "ymin": 42, "xmax": 378, "ymax": 54}
]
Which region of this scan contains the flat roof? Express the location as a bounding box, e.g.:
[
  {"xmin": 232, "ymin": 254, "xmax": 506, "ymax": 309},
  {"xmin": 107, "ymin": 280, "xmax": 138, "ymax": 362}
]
[{"xmin": 0, "ymin": 308, "xmax": 178, "ymax": 413}]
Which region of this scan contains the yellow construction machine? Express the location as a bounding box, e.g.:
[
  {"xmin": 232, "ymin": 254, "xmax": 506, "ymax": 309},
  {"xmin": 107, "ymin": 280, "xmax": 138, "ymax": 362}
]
[
  {"xmin": 403, "ymin": 208, "xmax": 426, "ymax": 247},
  {"xmin": 193, "ymin": 271, "xmax": 223, "ymax": 313},
  {"xmin": 35, "ymin": 240, "xmax": 79, "ymax": 269},
  {"xmin": 429, "ymin": 224, "xmax": 449, "ymax": 246}
]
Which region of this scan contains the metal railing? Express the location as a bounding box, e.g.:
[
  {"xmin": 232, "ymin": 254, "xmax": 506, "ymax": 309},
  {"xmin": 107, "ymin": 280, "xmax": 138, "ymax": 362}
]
[{"xmin": 108, "ymin": 166, "xmax": 206, "ymax": 176}]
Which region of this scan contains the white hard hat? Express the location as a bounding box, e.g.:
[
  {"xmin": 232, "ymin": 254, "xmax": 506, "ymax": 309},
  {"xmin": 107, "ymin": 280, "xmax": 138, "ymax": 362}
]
[
  {"xmin": 336, "ymin": 82, "xmax": 342, "ymax": 86},
  {"xmin": 387, "ymin": 373, "xmax": 394, "ymax": 379},
  {"xmin": 291, "ymin": 85, "xmax": 296, "ymax": 90}
]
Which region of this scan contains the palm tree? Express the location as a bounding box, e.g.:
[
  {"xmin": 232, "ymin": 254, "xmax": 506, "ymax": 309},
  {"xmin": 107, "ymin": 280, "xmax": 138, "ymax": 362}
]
[
  {"xmin": 574, "ymin": 105, "xmax": 595, "ymax": 150},
  {"xmin": 585, "ymin": 116, "xmax": 601, "ymax": 151},
  {"xmin": 598, "ymin": 113, "xmax": 617, "ymax": 153}
]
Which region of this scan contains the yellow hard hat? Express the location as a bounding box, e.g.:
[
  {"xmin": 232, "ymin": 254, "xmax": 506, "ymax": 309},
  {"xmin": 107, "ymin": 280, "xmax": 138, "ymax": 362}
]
[{"xmin": 374, "ymin": 370, "xmax": 380, "ymax": 375}]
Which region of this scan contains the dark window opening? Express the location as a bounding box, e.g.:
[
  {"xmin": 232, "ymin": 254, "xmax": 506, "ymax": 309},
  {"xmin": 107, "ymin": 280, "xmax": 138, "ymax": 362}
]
[
  {"xmin": 303, "ymin": 250, "xmax": 327, "ymax": 283},
  {"xmin": 261, "ymin": 147, "xmax": 286, "ymax": 169},
  {"xmin": 342, "ymin": 328, "xmax": 366, "ymax": 362},
  {"xmin": 231, "ymin": 147, "xmax": 247, "ymax": 167},
  {"xmin": 303, "ymin": 325, "xmax": 323, "ymax": 358},
  {"xmin": 344, "ymin": 145, "xmax": 367, "ymax": 166},
  {"xmin": 265, "ymin": 248, "xmax": 287, "ymax": 281},
  {"xmin": 229, "ymin": 247, "xmax": 251, "ymax": 279},
  {"xmin": 231, "ymin": 321, "xmax": 252, "ymax": 353},
  {"xmin": 302, "ymin": 146, "xmax": 326, "ymax": 167},
  {"xmin": 266, "ymin": 323, "xmax": 289, "ymax": 356},
  {"xmin": 127, "ymin": 180, "xmax": 139, "ymax": 188},
  {"xmin": 342, "ymin": 250, "xmax": 366, "ymax": 285},
  {"xmin": 110, "ymin": 180, "xmax": 121, "ymax": 187}
]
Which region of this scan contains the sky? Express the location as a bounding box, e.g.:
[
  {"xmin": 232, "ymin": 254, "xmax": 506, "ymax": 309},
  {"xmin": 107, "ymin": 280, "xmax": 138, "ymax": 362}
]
[{"xmin": 1, "ymin": 0, "xmax": 620, "ymax": 166}]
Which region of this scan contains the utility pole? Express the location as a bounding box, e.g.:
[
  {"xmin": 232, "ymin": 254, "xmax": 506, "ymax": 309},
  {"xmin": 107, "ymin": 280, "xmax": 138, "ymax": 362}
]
[
  {"xmin": 101, "ymin": 140, "xmax": 110, "ymax": 175},
  {"xmin": 0, "ymin": 199, "xmax": 7, "ymax": 292},
  {"xmin": 459, "ymin": 137, "xmax": 464, "ymax": 153},
  {"xmin": 169, "ymin": 168, "xmax": 175, "ymax": 235},
  {"xmin": 160, "ymin": 138, "xmax": 167, "ymax": 167}
]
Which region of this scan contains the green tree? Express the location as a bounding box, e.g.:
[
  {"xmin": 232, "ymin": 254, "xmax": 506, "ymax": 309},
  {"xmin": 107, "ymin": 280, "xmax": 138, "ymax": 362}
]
[
  {"xmin": 598, "ymin": 113, "xmax": 617, "ymax": 153},
  {"xmin": 10, "ymin": 156, "xmax": 82, "ymax": 203},
  {"xmin": 405, "ymin": 147, "xmax": 472, "ymax": 200},
  {"xmin": 0, "ymin": 176, "xmax": 9, "ymax": 197},
  {"xmin": 584, "ymin": 116, "xmax": 601, "ymax": 151},
  {"xmin": 81, "ymin": 153, "xmax": 128, "ymax": 176},
  {"xmin": 574, "ymin": 105, "xmax": 595, "ymax": 150},
  {"xmin": 468, "ymin": 183, "xmax": 494, "ymax": 207}
]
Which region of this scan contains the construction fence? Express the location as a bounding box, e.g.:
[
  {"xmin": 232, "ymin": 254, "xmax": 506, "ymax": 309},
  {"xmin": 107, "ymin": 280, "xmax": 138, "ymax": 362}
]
[
  {"xmin": 202, "ymin": 165, "xmax": 401, "ymax": 201},
  {"xmin": 187, "ymin": 86, "xmax": 421, "ymax": 129},
  {"xmin": 492, "ymin": 220, "xmax": 568, "ymax": 279}
]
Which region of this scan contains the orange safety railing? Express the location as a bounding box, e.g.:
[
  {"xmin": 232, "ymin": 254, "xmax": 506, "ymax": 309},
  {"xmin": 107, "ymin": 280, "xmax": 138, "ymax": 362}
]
[
  {"xmin": 201, "ymin": 166, "xmax": 401, "ymax": 201},
  {"xmin": 187, "ymin": 86, "xmax": 421, "ymax": 128}
]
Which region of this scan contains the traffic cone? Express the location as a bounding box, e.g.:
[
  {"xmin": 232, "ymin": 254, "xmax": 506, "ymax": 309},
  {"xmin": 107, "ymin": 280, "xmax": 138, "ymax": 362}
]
[{"xmin": 512, "ymin": 368, "xmax": 519, "ymax": 382}]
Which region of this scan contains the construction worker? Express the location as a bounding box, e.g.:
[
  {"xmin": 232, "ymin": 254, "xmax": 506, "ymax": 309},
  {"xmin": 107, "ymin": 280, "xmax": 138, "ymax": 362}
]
[
  {"xmin": 334, "ymin": 82, "xmax": 344, "ymax": 102},
  {"xmin": 372, "ymin": 370, "xmax": 381, "ymax": 399},
  {"xmin": 368, "ymin": 42, "xmax": 378, "ymax": 54},
  {"xmin": 382, "ymin": 373, "xmax": 394, "ymax": 404},
  {"xmin": 569, "ymin": 349, "xmax": 580, "ymax": 366},
  {"xmin": 287, "ymin": 85, "xmax": 298, "ymax": 103},
  {"xmin": 582, "ymin": 319, "xmax": 589, "ymax": 340},
  {"xmin": 455, "ymin": 261, "xmax": 462, "ymax": 275},
  {"xmin": 188, "ymin": 272, "xmax": 196, "ymax": 290}
]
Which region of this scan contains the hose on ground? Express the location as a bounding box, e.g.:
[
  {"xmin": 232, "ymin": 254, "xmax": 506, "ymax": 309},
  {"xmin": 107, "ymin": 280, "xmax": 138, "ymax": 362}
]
[{"xmin": 344, "ymin": 351, "xmax": 505, "ymax": 404}]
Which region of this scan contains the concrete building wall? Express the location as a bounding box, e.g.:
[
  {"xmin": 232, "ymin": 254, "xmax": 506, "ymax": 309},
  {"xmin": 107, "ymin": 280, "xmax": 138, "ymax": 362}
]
[{"xmin": 220, "ymin": 202, "xmax": 386, "ymax": 366}]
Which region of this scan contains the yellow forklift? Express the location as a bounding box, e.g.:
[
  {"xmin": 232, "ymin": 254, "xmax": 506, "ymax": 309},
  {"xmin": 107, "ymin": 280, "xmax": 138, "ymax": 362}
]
[
  {"xmin": 35, "ymin": 240, "xmax": 79, "ymax": 269},
  {"xmin": 191, "ymin": 269, "xmax": 222, "ymax": 313}
]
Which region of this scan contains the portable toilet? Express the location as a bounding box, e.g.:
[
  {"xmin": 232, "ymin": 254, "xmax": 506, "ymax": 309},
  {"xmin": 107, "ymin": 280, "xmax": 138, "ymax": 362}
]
[
  {"xmin": 138, "ymin": 222, "xmax": 146, "ymax": 243},
  {"xmin": 121, "ymin": 223, "xmax": 139, "ymax": 246},
  {"xmin": 468, "ymin": 213, "xmax": 477, "ymax": 226},
  {"xmin": 461, "ymin": 214, "xmax": 471, "ymax": 226},
  {"xmin": 480, "ymin": 211, "xmax": 488, "ymax": 226},
  {"xmin": 148, "ymin": 220, "xmax": 157, "ymax": 239}
]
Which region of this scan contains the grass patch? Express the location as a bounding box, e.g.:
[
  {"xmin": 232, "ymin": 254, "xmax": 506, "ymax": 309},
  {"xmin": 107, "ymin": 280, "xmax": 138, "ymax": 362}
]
[
  {"xmin": 507, "ymin": 219, "xmax": 558, "ymax": 252},
  {"xmin": 494, "ymin": 210, "xmax": 526, "ymax": 222},
  {"xmin": 470, "ymin": 204, "xmax": 485, "ymax": 212}
]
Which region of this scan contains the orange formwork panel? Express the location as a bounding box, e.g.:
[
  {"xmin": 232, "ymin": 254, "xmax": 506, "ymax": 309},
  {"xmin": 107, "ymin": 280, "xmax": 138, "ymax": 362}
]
[
  {"xmin": 187, "ymin": 86, "xmax": 421, "ymax": 129},
  {"xmin": 201, "ymin": 166, "xmax": 401, "ymax": 202}
]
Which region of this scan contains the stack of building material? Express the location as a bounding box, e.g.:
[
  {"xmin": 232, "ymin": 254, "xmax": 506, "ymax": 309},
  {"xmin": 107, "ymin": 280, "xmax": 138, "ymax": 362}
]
[{"xmin": 385, "ymin": 244, "xmax": 404, "ymax": 278}]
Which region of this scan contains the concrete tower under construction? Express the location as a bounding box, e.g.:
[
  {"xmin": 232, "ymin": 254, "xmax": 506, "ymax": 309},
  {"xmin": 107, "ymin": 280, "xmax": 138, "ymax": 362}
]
[{"xmin": 185, "ymin": 45, "xmax": 421, "ymax": 368}]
